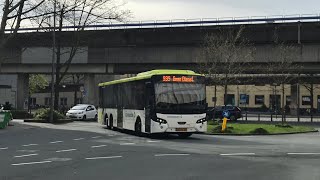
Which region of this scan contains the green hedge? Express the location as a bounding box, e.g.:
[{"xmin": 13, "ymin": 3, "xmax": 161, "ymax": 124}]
[
  {"xmin": 10, "ymin": 110, "xmax": 33, "ymax": 119},
  {"xmin": 34, "ymin": 108, "xmax": 66, "ymax": 121}
]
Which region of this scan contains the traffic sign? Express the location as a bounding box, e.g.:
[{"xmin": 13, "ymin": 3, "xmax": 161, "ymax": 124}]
[{"xmin": 222, "ymin": 110, "xmax": 230, "ymax": 118}]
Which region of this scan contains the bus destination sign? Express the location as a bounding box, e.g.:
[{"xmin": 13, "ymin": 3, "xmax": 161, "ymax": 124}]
[{"xmin": 162, "ymin": 76, "xmax": 195, "ymax": 83}]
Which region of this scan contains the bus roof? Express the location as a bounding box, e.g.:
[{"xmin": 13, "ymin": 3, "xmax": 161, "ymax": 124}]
[{"xmin": 98, "ymin": 69, "xmax": 203, "ymax": 86}]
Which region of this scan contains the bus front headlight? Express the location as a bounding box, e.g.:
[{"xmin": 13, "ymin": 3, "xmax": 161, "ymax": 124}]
[
  {"xmin": 196, "ymin": 118, "xmax": 206, "ymax": 124},
  {"xmin": 155, "ymin": 118, "xmax": 167, "ymax": 124}
]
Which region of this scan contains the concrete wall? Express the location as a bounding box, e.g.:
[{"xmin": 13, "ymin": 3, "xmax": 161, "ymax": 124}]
[
  {"xmin": 22, "ymin": 47, "xmax": 88, "ymax": 64},
  {"xmin": 0, "ymin": 75, "xmax": 17, "ymax": 108}
]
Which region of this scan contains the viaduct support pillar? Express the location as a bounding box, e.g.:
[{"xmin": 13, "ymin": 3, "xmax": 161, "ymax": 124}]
[
  {"xmin": 290, "ymin": 84, "xmax": 300, "ymax": 116},
  {"xmin": 83, "ymin": 74, "xmax": 96, "ymax": 106},
  {"xmin": 17, "ymin": 74, "xmax": 29, "ymax": 110}
]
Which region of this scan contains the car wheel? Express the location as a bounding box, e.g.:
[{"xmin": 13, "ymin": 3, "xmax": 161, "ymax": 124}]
[
  {"xmin": 82, "ymin": 115, "xmax": 86, "ymax": 120},
  {"xmin": 94, "ymin": 114, "xmax": 98, "ymax": 121},
  {"xmin": 230, "ymin": 115, "xmax": 236, "ymax": 121},
  {"xmin": 109, "ymin": 115, "xmax": 113, "ymax": 130}
]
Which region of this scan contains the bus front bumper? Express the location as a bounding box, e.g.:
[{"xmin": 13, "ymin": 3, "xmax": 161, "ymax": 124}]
[{"xmin": 151, "ymin": 122, "xmax": 207, "ymax": 133}]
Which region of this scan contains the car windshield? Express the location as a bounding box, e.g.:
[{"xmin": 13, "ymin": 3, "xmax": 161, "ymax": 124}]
[{"xmin": 71, "ymin": 106, "xmax": 86, "ymax": 110}]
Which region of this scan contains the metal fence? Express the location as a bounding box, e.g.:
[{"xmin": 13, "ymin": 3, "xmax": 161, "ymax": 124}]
[{"xmin": 5, "ymin": 14, "xmax": 320, "ymax": 33}]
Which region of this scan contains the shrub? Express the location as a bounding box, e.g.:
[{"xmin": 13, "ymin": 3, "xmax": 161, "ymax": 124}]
[
  {"xmin": 34, "ymin": 108, "xmax": 65, "ymax": 121},
  {"xmin": 250, "ymin": 128, "xmax": 269, "ymax": 134},
  {"xmin": 275, "ymin": 124, "xmax": 292, "ymax": 128},
  {"xmin": 10, "ymin": 110, "xmax": 33, "ymax": 119},
  {"xmin": 208, "ymin": 120, "xmax": 220, "ymax": 126},
  {"xmin": 212, "ymin": 125, "xmax": 233, "ymax": 133}
]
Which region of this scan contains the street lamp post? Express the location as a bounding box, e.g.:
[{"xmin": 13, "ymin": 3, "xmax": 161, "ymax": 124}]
[{"xmin": 50, "ymin": 0, "xmax": 56, "ymax": 123}]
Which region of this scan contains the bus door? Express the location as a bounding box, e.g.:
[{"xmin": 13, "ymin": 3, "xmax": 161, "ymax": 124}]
[
  {"xmin": 117, "ymin": 84, "xmax": 123, "ymax": 128},
  {"xmin": 145, "ymin": 82, "xmax": 153, "ymax": 133}
]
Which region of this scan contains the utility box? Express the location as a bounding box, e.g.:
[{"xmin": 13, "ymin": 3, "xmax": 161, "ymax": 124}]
[{"xmin": 0, "ymin": 111, "xmax": 12, "ymax": 129}]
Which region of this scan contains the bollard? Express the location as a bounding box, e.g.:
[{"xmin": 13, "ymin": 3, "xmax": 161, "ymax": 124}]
[
  {"xmin": 258, "ymin": 113, "xmax": 260, "ymax": 121},
  {"xmin": 271, "ymin": 113, "xmax": 273, "ymax": 122},
  {"xmin": 221, "ymin": 117, "xmax": 227, "ymax": 132}
]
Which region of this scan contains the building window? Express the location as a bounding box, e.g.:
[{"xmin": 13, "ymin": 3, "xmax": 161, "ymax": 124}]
[
  {"xmin": 302, "ymin": 96, "xmax": 311, "ymax": 105},
  {"xmin": 224, "ymin": 94, "xmax": 235, "ymax": 106},
  {"xmin": 286, "ymin": 96, "xmax": 291, "ymax": 106},
  {"xmin": 255, "ymin": 95, "xmax": 264, "ymax": 105},
  {"xmin": 60, "ymin": 98, "xmax": 67, "ymax": 106},
  {"xmin": 45, "ymin": 97, "xmax": 51, "ymax": 106},
  {"xmin": 29, "ymin": 98, "xmax": 36, "ymax": 106},
  {"xmin": 240, "ymin": 94, "xmax": 249, "ymax": 105}
]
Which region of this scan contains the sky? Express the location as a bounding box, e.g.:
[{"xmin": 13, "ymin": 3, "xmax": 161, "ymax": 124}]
[{"xmin": 126, "ymin": 0, "xmax": 320, "ymax": 21}]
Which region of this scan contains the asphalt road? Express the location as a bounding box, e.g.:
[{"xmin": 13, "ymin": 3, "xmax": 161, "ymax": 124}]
[{"xmin": 0, "ymin": 120, "xmax": 320, "ymax": 180}]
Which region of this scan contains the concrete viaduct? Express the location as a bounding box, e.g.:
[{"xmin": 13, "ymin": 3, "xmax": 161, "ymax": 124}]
[{"xmin": 2, "ymin": 17, "xmax": 320, "ymax": 109}]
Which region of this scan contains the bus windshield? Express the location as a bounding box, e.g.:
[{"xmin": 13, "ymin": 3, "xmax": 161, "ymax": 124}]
[{"xmin": 155, "ymin": 83, "xmax": 206, "ymax": 114}]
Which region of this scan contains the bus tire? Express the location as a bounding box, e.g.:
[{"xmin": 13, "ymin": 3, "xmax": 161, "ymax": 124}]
[
  {"xmin": 134, "ymin": 118, "xmax": 142, "ymax": 137},
  {"xmin": 105, "ymin": 115, "xmax": 110, "ymax": 129},
  {"xmin": 178, "ymin": 133, "xmax": 192, "ymax": 138},
  {"xmin": 109, "ymin": 115, "xmax": 114, "ymax": 130}
]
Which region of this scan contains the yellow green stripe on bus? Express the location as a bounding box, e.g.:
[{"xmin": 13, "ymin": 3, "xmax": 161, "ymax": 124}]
[{"xmin": 98, "ymin": 69, "xmax": 203, "ymax": 87}]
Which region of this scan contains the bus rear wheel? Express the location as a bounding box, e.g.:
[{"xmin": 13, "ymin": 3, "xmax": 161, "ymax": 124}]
[
  {"xmin": 178, "ymin": 133, "xmax": 192, "ymax": 138},
  {"xmin": 134, "ymin": 119, "xmax": 142, "ymax": 137}
]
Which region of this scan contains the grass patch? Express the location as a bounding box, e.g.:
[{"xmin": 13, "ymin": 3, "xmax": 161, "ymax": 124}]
[{"xmin": 207, "ymin": 123, "xmax": 316, "ymax": 135}]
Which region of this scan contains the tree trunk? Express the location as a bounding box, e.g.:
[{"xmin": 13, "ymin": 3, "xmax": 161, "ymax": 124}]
[
  {"xmin": 310, "ymin": 83, "xmax": 314, "ymax": 122},
  {"xmin": 212, "ymin": 85, "xmax": 217, "ymax": 120},
  {"xmin": 281, "ymin": 83, "xmax": 285, "ymax": 124},
  {"xmin": 74, "ymin": 90, "xmax": 77, "ymax": 106},
  {"xmin": 224, "ymin": 74, "xmax": 228, "ymax": 107},
  {"xmin": 54, "ymin": 9, "xmax": 64, "ymax": 110}
]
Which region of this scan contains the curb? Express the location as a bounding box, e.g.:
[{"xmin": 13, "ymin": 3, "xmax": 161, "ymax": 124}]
[
  {"xmin": 24, "ymin": 119, "xmax": 74, "ymax": 124},
  {"xmin": 204, "ymin": 130, "xmax": 319, "ymax": 136}
]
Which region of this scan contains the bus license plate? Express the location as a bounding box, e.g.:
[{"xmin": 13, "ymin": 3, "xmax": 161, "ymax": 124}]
[{"xmin": 176, "ymin": 128, "xmax": 187, "ymax": 132}]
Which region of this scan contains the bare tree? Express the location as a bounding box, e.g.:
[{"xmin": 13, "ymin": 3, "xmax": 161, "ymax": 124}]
[
  {"xmin": 265, "ymin": 42, "xmax": 300, "ymax": 123},
  {"xmin": 198, "ymin": 26, "xmax": 255, "ymax": 117},
  {"xmin": 301, "ymin": 75, "xmax": 319, "ymax": 121},
  {"xmin": 32, "ymin": 0, "xmax": 130, "ymax": 110},
  {"xmin": 0, "ymin": 0, "xmax": 45, "ymax": 70}
]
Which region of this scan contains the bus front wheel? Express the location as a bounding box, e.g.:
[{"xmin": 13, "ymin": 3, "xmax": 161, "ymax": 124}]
[
  {"xmin": 105, "ymin": 116, "xmax": 110, "ymax": 129},
  {"xmin": 178, "ymin": 133, "xmax": 192, "ymax": 138}
]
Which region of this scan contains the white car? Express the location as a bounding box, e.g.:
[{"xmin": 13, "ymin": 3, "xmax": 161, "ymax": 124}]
[{"xmin": 66, "ymin": 104, "xmax": 98, "ymax": 120}]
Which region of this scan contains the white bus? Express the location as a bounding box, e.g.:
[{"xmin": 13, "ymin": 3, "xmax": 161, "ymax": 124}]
[{"xmin": 98, "ymin": 69, "xmax": 207, "ymax": 138}]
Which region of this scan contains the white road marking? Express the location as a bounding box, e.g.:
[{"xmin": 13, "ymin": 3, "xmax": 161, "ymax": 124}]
[
  {"xmin": 22, "ymin": 144, "xmax": 38, "ymax": 147},
  {"xmin": 91, "ymin": 145, "xmax": 107, "ymax": 148},
  {"xmin": 56, "ymin": 149, "xmax": 77, "ymax": 153},
  {"xmin": 12, "ymin": 161, "xmax": 52, "ymax": 166},
  {"xmin": 287, "ymin": 152, "xmax": 320, "ymax": 155},
  {"xmin": 14, "ymin": 154, "xmax": 38, "ymax": 158},
  {"xmin": 220, "ymin": 153, "xmax": 256, "ymax": 156},
  {"xmin": 147, "ymin": 140, "xmax": 161, "ymax": 143},
  {"xmin": 17, "ymin": 150, "xmax": 39, "ymax": 153},
  {"xmin": 73, "ymin": 138, "xmax": 84, "ymax": 141},
  {"xmin": 91, "ymin": 136, "xmax": 102, "ymax": 139},
  {"xmin": 85, "ymin": 156, "xmax": 122, "ymax": 160},
  {"xmin": 154, "ymin": 154, "xmax": 190, "ymax": 157},
  {"xmin": 120, "ymin": 143, "xmax": 135, "ymax": 145},
  {"xmin": 0, "ymin": 147, "xmax": 8, "ymax": 150},
  {"xmin": 49, "ymin": 141, "xmax": 63, "ymax": 144}
]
